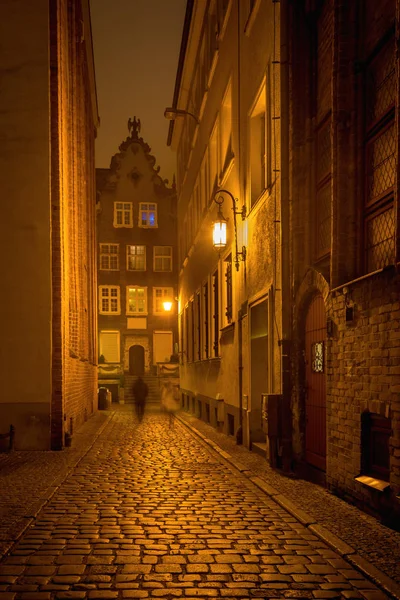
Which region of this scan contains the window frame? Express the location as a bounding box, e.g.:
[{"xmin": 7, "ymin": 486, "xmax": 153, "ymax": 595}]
[
  {"xmin": 248, "ymin": 74, "xmax": 271, "ymax": 209},
  {"xmin": 99, "ymin": 243, "xmax": 119, "ymax": 271},
  {"xmin": 153, "ymin": 286, "xmax": 174, "ymax": 315},
  {"xmin": 126, "ymin": 286, "xmax": 148, "ymax": 316},
  {"xmin": 126, "ymin": 245, "xmax": 146, "ymax": 271},
  {"xmin": 99, "ymin": 330, "xmax": 120, "ymax": 363},
  {"xmin": 138, "ymin": 202, "xmax": 158, "ymax": 228},
  {"xmin": 113, "ymin": 202, "xmax": 133, "ymax": 228},
  {"xmin": 362, "ymin": 34, "xmax": 396, "ymax": 272},
  {"xmin": 153, "ymin": 246, "xmax": 173, "ymax": 272},
  {"xmin": 99, "ymin": 285, "xmax": 121, "ymax": 315}
]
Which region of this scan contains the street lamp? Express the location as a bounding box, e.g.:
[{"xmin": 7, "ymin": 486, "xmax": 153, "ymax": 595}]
[
  {"xmin": 212, "ymin": 189, "xmax": 247, "ymax": 271},
  {"xmin": 164, "ymin": 107, "xmax": 200, "ymax": 125}
]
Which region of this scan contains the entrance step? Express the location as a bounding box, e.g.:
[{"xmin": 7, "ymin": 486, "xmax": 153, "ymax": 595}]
[
  {"xmin": 251, "ymin": 442, "xmax": 267, "ymax": 458},
  {"xmin": 123, "ymin": 374, "xmax": 161, "ymax": 404}
]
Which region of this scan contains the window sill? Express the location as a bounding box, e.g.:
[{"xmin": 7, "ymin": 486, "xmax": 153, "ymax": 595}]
[
  {"xmin": 220, "ymin": 322, "xmax": 235, "ymax": 335},
  {"xmin": 355, "ymin": 475, "xmax": 390, "ymax": 493}
]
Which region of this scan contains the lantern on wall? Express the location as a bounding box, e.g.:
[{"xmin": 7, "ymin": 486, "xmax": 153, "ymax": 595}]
[
  {"xmin": 212, "ymin": 189, "xmax": 247, "ymax": 270},
  {"xmin": 212, "ymin": 203, "xmax": 228, "ymax": 251}
]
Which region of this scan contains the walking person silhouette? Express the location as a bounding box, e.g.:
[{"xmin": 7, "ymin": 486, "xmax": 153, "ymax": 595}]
[{"xmin": 132, "ymin": 376, "xmax": 148, "ymax": 422}]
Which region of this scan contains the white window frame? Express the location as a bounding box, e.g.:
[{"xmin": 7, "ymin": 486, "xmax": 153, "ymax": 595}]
[
  {"xmin": 99, "ymin": 243, "xmax": 119, "ymax": 271},
  {"xmin": 113, "ymin": 202, "xmax": 133, "ymax": 228},
  {"xmin": 126, "ymin": 286, "xmax": 148, "ymax": 315},
  {"xmin": 99, "ymin": 286, "xmax": 120, "ymax": 315},
  {"xmin": 126, "ymin": 245, "xmax": 146, "ymax": 271},
  {"xmin": 139, "ymin": 202, "xmax": 158, "ymax": 228},
  {"xmin": 99, "ymin": 330, "xmax": 120, "ymax": 363},
  {"xmin": 153, "ymin": 246, "xmax": 173, "ymax": 272},
  {"xmin": 153, "ymin": 287, "xmax": 174, "ymax": 315}
]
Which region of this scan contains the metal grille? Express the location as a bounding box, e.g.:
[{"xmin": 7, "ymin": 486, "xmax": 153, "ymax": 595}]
[
  {"xmin": 316, "ymin": 183, "xmax": 331, "ymax": 257},
  {"xmin": 317, "ymin": 122, "xmax": 331, "ymax": 182},
  {"xmin": 367, "ymin": 124, "xmax": 396, "ymax": 204},
  {"xmin": 366, "ymin": 41, "xmax": 396, "ymax": 126},
  {"xmin": 311, "ymin": 342, "xmax": 324, "ymax": 373},
  {"xmin": 366, "ymin": 206, "xmax": 395, "ymax": 271}
]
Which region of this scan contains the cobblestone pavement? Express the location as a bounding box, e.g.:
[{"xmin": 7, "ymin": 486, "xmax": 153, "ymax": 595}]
[
  {"xmin": 0, "ymin": 406, "xmax": 399, "ymax": 600},
  {"xmin": 176, "ymin": 414, "xmax": 400, "ymax": 589}
]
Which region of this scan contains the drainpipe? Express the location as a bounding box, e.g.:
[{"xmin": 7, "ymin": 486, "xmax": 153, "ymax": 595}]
[
  {"xmin": 238, "ymin": 305, "xmax": 244, "ymax": 443},
  {"xmin": 279, "ymin": 0, "xmax": 292, "ymax": 472}
]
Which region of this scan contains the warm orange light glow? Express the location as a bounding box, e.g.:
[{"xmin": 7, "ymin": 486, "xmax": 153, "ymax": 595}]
[
  {"xmin": 213, "ymin": 220, "xmax": 227, "ymax": 250},
  {"xmin": 163, "ymin": 300, "xmax": 173, "ymax": 312}
]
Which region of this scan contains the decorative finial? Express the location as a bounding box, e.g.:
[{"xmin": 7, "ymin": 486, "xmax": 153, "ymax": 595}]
[{"xmin": 127, "ymin": 116, "xmax": 141, "ymax": 138}]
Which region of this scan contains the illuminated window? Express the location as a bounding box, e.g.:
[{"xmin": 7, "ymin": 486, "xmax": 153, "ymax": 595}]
[
  {"xmin": 113, "ymin": 202, "xmax": 132, "ymax": 227},
  {"xmin": 127, "ymin": 245, "xmax": 146, "ymax": 271},
  {"xmin": 139, "ymin": 203, "xmax": 157, "ymax": 227},
  {"xmin": 99, "ymin": 244, "xmax": 119, "ymax": 270},
  {"xmin": 127, "ymin": 286, "xmax": 147, "ymax": 315},
  {"xmin": 99, "ymin": 286, "xmax": 120, "ymax": 315},
  {"xmin": 153, "ymin": 287, "xmax": 174, "ymax": 314},
  {"xmin": 154, "ymin": 246, "xmax": 172, "ymax": 271}
]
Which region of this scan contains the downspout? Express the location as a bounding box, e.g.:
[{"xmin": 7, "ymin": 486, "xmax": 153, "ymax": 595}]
[
  {"xmin": 279, "ymin": 0, "xmax": 292, "ymax": 471},
  {"xmin": 237, "ymin": 0, "xmax": 243, "ymax": 442}
]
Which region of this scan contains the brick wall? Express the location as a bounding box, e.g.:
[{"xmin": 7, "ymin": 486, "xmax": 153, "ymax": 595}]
[
  {"xmin": 50, "ymin": 0, "xmax": 98, "ymax": 449},
  {"xmin": 327, "ymin": 270, "xmax": 400, "ymax": 503}
]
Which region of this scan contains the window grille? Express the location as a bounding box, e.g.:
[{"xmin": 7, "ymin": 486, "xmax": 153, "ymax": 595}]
[
  {"xmin": 364, "ymin": 37, "xmax": 395, "ymax": 272},
  {"xmin": 127, "ymin": 287, "xmax": 147, "ymax": 314},
  {"xmin": 100, "ymin": 244, "xmax": 119, "ymax": 270},
  {"xmin": 127, "ymin": 245, "xmax": 145, "ymax": 271},
  {"xmin": 154, "ymin": 246, "xmax": 172, "ymax": 271},
  {"xmin": 139, "ymin": 203, "xmax": 157, "ymax": 227}
]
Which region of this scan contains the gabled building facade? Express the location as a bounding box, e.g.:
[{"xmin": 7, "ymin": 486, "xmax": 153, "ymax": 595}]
[
  {"xmin": 0, "ymin": 0, "xmax": 99, "ymax": 450},
  {"xmin": 96, "ymin": 120, "xmax": 178, "ymax": 403},
  {"xmin": 169, "ymin": 0, "xmax": 400, "ymax": 524}
]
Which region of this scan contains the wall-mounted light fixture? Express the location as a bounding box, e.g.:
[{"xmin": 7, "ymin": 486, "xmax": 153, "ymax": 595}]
[
  {"xmin": 212, "ymin": 189, "xmax": 247, "ymax": 271},
  {"xmin": 164, "ymin": 107, "xmax": 200, "ymax": 125},
  {"xmin": 162, "ymin": 299, "xmax": 173, "ymax": 312}
]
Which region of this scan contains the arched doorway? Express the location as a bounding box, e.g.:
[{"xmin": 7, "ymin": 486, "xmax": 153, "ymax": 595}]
[
  {"xmin": 129, "ymin": 345, "xmax": 145, "ymax": 376},
  {"xmin": 304, "ymin": 294, "xmax": 327, "ymax": 471}
]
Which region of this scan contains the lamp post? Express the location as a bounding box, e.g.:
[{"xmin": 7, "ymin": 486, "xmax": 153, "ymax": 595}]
[
  {"xmin": 164, "ymin": 107, "xmax": 200, "ymax": 125},
  {"xmin": 212, "ymin": 189, "xmax": 247, "ymax": 271}
]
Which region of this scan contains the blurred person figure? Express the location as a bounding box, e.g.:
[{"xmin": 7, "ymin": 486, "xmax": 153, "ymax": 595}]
[
  {"xmin": 161, "ymin": 381, "xmax": 179, "ymax": 428},
  {"xmin": 132, "ymin": 376, "xmax": 148, "ymax": 421}
]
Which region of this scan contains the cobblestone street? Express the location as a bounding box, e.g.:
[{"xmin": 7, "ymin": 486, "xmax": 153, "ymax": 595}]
[{"xmin": 0, "ymin": 406, "xmax": 399, "ymax": 600}]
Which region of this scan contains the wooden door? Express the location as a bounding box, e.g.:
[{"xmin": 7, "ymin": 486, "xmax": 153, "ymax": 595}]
[
  {"xmin": 129, "ymin": 345, "xmax": 144, "ymax": 376},
  {"xmin": 304, "ymin": 295, "xmax": 326, "ymax": 471}
]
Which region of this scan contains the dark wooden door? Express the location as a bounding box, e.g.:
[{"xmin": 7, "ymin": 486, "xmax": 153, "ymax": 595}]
[
  {"xmin": 305, "ymin": 295, "xmax": 326, "ymax": 471},
  {"xmin": 129, "ymin": 345, "xmax": 144, "ymax": 376}
]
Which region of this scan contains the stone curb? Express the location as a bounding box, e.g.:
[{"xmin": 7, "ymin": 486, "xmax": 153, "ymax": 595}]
[
  {"xmin": 176, "ymin": 413, "xmax": 400, "ymax": 600},
  {"xmin": 0, "ymin": 410, "xmax": 114, "ymax": 562}
]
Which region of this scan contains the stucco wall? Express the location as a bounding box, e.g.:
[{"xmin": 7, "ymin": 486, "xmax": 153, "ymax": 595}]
[{"xmin": 0, "ymin": 1, "xmax": 51, "ymax": 423}]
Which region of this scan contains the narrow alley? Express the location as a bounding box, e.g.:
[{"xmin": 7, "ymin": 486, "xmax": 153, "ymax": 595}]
[{"xmin": 1, "ymin": 407, "xmax": 400, "ymax": 600}]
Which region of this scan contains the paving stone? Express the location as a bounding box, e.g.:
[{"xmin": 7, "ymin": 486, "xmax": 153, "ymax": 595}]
[{"xmin": 0, "ymin": 406, "xmax": 398, "ymax": 600}]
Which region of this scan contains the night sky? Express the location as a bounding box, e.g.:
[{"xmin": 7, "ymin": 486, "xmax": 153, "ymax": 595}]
[{"xmin": 90, "ymin": 0, "xmax": 187, "ymax": 185}]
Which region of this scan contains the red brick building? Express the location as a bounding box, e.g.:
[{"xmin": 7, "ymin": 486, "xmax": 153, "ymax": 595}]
[
  {"xmin": 96, "ymin": 120, "xmax": 178, "ymax": 403},
  {"xmin": 0, "ymin": 0, "xmax": 99, "ymax": 450},
  {"xmin": 289, "ymin": 0, "xmax": 400, "ymax": 523}
]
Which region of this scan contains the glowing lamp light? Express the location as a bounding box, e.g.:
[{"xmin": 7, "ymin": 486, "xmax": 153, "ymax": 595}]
[
  {"xmin": 163, "ymin": 300, "xmax": 173, "ymax": 312},
  {"xmin": 212, "ymin": 215, "xmax": 227, "ymax": 251}
]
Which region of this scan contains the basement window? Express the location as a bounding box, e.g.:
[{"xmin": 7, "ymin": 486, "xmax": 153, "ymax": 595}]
[{"xmin": 361, "ymin": 412, "xmax": 391, "ymax": 482}]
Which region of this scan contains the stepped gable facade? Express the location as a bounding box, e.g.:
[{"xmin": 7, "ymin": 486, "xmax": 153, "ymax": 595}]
[{"xmin": 96, "ymin": 119, "xmax": 178, "ymax": 403}]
